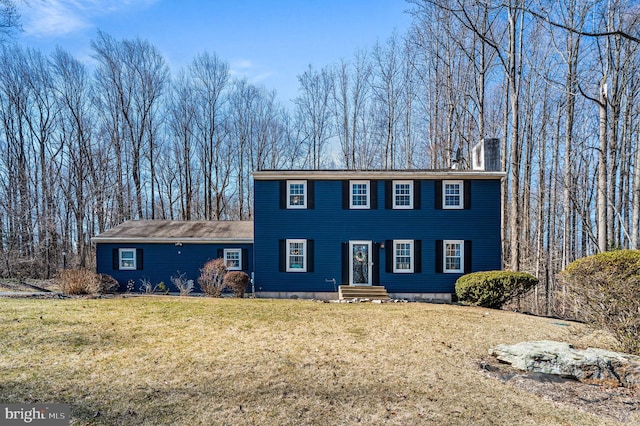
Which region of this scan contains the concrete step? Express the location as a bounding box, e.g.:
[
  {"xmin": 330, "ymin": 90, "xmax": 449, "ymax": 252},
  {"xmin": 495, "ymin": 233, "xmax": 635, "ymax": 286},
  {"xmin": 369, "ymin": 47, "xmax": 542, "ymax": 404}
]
[{"xmin": 338, "ymin": 285, "xmax": 390, "ymax": 300}]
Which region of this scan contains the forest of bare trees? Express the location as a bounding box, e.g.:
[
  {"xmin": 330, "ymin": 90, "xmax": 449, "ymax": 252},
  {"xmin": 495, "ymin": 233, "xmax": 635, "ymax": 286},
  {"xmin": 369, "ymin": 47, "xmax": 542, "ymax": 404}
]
[{"xmin": 1, "ymin": 0, "xmax": 640, "ymax": 315}]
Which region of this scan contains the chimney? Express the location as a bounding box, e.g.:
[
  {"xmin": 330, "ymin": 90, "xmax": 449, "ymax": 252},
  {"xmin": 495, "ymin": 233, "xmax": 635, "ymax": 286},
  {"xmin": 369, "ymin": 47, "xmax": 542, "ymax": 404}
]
[{"xmin": 472, "ymin": 138, "xmax": 501, "ymax": 171}]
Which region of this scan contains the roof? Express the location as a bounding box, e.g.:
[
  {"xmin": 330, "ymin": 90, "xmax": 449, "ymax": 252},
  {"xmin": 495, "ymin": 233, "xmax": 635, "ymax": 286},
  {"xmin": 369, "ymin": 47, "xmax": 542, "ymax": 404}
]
[
  {"xmin": 253, "ymin": 169, "xmax": 506, "ymax": 180},
  {"xmin": 92, "ymin": 220, "xmax": 254, "ymax": 244}
]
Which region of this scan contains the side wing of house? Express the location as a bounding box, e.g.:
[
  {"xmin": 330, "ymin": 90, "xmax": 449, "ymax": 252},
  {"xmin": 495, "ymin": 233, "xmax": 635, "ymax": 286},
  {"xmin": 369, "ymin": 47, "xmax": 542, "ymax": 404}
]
[{"xmin": 253, "ymin": 172, "xmax": 503, "ymax": 300}]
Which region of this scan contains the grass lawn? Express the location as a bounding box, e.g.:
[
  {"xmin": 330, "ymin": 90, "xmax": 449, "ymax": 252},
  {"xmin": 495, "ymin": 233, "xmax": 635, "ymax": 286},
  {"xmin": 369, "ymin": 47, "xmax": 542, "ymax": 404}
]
[{"xmin": 0, "ymin": 297, "xmax": 630, "ymax": 425}]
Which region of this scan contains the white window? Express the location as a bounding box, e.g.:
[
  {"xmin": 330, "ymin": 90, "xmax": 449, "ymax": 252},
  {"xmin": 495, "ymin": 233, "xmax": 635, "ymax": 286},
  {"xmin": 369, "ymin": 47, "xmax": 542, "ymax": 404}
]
[
  {"xmin": 224, "ymin": 249, "xmax": 242, "ymax": 271},
  {"xmin": 286, "ymin": 239, "xmax": 306, "ymax": 272},
  {"xmin": 393, "ymin": 180, "xmax": 413, "ymax": 209},
  {"xmin": 350, "ymin": 180, "xmax": 370, "ymax": 209},
  {"xmin": 393, "ymin": 240, "xmax": 414, "ymax": 273},
  {"xmin": 287, "ymin": 180, "xmax": 306, "ymax": 209},
  {"xmin": 443, "ymin": 240, "xmax": 464, "ymax": 273},
  {"xmin": 119, "ymin": 248, "xmax": 136, "ymax": 270},
  {"xmin": 443, "ymin": 180, "xmax": 463, "ymax": 209}
]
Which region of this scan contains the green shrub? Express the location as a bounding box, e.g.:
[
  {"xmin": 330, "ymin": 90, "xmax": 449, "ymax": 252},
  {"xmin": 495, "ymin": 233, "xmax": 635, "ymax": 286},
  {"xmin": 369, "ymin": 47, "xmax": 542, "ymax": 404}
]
[
  {"xmin": 198, "ymin": 258, "xmax": 227, "ymax": 297},
  {"xmin": 560, "ymin": 250, "xmax": 640, "ymax": 355},
  {"xmin": 455, "ymin": 271, "xmax": 538, "ymax": 309},
  {"xmin": 56, "ymin": 268, "xmax": 101, "ymax": 295},
  {"xmin": 224, "ymin": 271, "xmax": 249, "ymax": 298}
]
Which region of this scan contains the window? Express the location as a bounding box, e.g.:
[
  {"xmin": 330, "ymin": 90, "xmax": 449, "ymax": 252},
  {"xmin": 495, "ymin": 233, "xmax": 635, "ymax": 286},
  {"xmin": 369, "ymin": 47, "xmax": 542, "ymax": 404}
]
[
  {"xmin": 443, "ymin": 240, "xmax": 464, "ymax": 273},
  {"xmin": 224, "ymin": 249, "xmax": 242, "ymax": 271},
  {"xmin": 393, "ymin": 240, "xmax": 414, "ymax": 273},
  {"xmin": 286, "ymin": 239, "xmax": 307, "ymax": 272},
  {"xmin": 350, "ymin": 180, "xmax": 370, "ymax": 209},
  {"xmin": 443, "ymin": 180, "xmax": 463, "ymax": 209},
  {"xmin": 393, "ymin": 181, "xmax": 413, "ymax": 209},
  {"xmin": 119, "ymin": 248, "xmax": 136, "ymax": 270},
  {"xmin": 287, "ymin": 180, "xmax": 306, "ymax": 209}
]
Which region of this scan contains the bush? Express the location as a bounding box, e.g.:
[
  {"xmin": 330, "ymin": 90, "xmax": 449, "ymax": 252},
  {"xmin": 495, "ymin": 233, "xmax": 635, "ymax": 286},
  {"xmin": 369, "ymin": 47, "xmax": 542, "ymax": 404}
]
[
  {"xmin": 56, "ymin": 268, "xmax": 101, "ymax": 295},
  {"xmin": 198, "ymin": 258, "xmax": 227, "ymax": 297},
  {"xmin": 97, "ymin": 273, "xmax": 119, "ymax": 293},
  {"xmin": 171, "ymin": 272, "xmax": 194, "ymax": 296},
  {"xmin": 224, "ymin": 271, "xmax": 249, "ymax": 298},
  {"xmin": 455, "ymin": 271, "xmax": 538, "ymax": 309},
  {"xmin": 139, "ymin": 279, "xmax": 168, "ymax": 294},
  {"xmin": 560, "ymin": 250, "xmax": 640, "ymax": 355}
]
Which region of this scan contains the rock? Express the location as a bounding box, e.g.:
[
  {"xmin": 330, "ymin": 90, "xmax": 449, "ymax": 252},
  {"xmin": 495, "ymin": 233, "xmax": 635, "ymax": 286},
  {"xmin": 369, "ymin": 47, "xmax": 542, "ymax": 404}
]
[{"xmin": 490, "ymin": 341, "xmax": 640, "ymax": 388}]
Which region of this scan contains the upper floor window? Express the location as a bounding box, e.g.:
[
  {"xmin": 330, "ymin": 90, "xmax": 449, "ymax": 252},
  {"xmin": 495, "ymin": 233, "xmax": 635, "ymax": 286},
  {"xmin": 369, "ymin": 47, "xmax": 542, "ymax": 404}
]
[
  {"xmin": 287, "ymin": 180, "xmax": 307, "ymax": 209},
  {"xmin": 119, "ymin": 248, "xmax": 136, "ymax": 270},
  {"xmin": 393, "ymin": 181, "xmax": 413, "ymax": 209},
  {"xmin": 393, "ymin": 240, "xmax": 414, "ymax": 273},
  {"xmin": 443, "ymin": 240, "xmax": 464, "ymax": 273},
  {"xmin": 224, "ymin": 249, "xmax": 242, "ymax": 271},
  {"xmin": 286, "ymin": 239, "xmax": 307, "ymax": 272},
  {"xmin": 443, "ymin": 180, "xmax": 463, "ymax": 209},
  {"xmin": 350, "ymin": 180, "xmax": 370, "ymax": 209}
]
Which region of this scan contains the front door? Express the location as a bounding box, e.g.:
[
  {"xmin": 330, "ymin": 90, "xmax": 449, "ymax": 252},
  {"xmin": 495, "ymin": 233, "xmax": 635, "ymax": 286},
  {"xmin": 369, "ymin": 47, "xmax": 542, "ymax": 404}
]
[{"xmin": 349, "ymin": 240, "xmax": 372, "ymax": 286}]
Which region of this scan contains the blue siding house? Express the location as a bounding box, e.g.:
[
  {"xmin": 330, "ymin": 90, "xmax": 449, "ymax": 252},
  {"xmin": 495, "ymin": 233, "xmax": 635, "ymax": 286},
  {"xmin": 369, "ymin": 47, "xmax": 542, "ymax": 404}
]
[
  {"xmin": 252, "ymin": 168, "xmax": 504, "ymax": 301},
  {"xmin": 93, "ymin": 220, "xmax": 253, "ymax": 292}
]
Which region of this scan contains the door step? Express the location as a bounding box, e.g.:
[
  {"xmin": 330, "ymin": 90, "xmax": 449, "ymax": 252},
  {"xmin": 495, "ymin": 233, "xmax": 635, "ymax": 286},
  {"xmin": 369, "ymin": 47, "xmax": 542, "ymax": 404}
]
[{"xmin": 338, "ymin": 285, "xmax": 390, "ymax": 300}]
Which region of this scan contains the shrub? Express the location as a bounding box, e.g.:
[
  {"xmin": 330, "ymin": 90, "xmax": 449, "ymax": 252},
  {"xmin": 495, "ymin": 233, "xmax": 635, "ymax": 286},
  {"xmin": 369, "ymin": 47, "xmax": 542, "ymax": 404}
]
[
  {"xmin": 171, "ymin": 272, "xmax": 194, "ymax": 296},
  {"xmin": 97, "ymin": 273, "xmax": 119, "ymax": 293},
  {"xmin": 198, "ymin": 258, "xmax": 227, "ymax": 297},
  {"xmin": 224, "ymin": 271, "xmax": 249, "ymax": 298},
  {"xmin": 56, "ymin": 268, "xmax": 101, "ymax": 295},
  {"xmin": 139, "ymin": 278, "xmax": 165, "ymax": 294},
  {"xmin": 560, "ymin": 250, "xmax": 640, "ymax": 355},
  {"xmin": 455, "ymin": 271, "xmax": 538, "ymax": 309}
]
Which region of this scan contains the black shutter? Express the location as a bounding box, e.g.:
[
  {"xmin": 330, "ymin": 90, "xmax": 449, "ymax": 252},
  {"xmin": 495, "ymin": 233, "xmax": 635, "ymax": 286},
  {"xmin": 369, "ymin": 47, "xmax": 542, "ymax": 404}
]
[
  {"xmin": 464, "ymin": 181, "xmax": 471, "ymax": 210},
  {"xmin": 385, "ymin": 181, "xmax": 392, "ymax": 209},
  {"xmin": 307, "ymin": 180, "xmax": 314, "ymax": 209},
  {"xmin": 435, "ymin": 240, "xmax": 443, "ymax": 273},
  {"xmin": 341, "ymin": 242, "xmax": 349, "ymax": 284},
  {"xmin": 136, "ymin": 249, "xmax": 144, "ymax": 270},
  {"xmin": 279, "ymin": 240, "xmax": 286, "ymax": 272},
  {"xmin": 385, "ymin": 240, "xmax": 393, "ymax": 273},
  {"xmin": 414, "ymin": 180, "xmax": 421, "ymax": 210},
  {"xmin": 414, "ymin": 240, "xmax": 422, "ymax": 273},
  {"xmin": 112, "ymin": 249, "xmax": 119, "ymax": 270},
  {"xmin": 242, "ymin": 248, "xmax": 249, "ymax": 271},
  {"xmin": 370, "ymin": 181, "xmax": 378, "ymax": 209},
  {"xmin": 217, "ymin": 248, "xmax": 223, "ymax": 259},
  {"xmin": 342, "ymin": 181, "xmax": 349, "ymax": 209},
  {"xmin": 280, "ymin": 181, "xmax": 287, "ymax": 209},
  {"xmin": 434, "ymin": 180, "xmax": 442, "ymax": 209},
  {"xmin": 307, "ymin": 240, "xmax": 314, "ymax": 272},
  {"xmin": 372, "ymin": 242, "xmax": 380, "ymax": 284},
  {"xmin": 464, "ymin": 241, "xmax": 472, "ymax": 273}
]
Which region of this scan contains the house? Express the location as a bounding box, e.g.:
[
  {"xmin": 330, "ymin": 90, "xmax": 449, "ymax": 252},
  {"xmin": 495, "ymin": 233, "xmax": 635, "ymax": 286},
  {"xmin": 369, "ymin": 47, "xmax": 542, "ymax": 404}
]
[
  {"xmin": 94, "ymin": 139, "xmax": 504, "ymax": 299},
  {"xmin": 93, "ymin": 220, "xmax": 253, "ymax": 292}
]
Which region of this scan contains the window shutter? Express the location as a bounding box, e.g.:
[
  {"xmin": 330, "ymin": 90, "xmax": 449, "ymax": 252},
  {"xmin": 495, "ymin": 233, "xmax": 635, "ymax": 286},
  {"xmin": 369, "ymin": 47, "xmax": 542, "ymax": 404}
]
[
  {"xmin": 307, "ymin": 240, "xmax": 314, "ymax": 272},
  {"xmin": 434, "ymin": 180, "xmax": 442, "ymax": 209},
  {"xmin": 136, "ymin": 249, "xmax": 144, "ymax": 270},
  {"xmin": 384, "ymin": 181, "xmax": 392, "ymax": 209},
  {"xmin": 414, "ymin": 240, "xmax": 422, "ymax": 273},
  {"xmin": 279, "ymin": 240, "xmax": 286, "ymax": 272},
  {"xmin": 464, "ymin": 240, "xmax": 472, "ymax": 273},
  {"xmin": 464, "ymin": 181, "xmax": 471, "ymax": 210},
  {"xmin": 342, "ymin": 181, "xmax": 349, "ymax": 209},
  {"xmin": 372, "ymin": 242, "xmax": 380, "ymax": 284},
  {"xmin": 370, "ymin": 181, "xmax": 378, "ymax": 209},
  {"xmin": 280, "ymin": 181, "xmax": 287, "ymax": 209},
  {"xmin": 435, "ymin": 240, "xmax": 443, "ymax": 273},
  {"xmin": 385, "ymin": 240, "xmax": 393, "ymax": 273},
  {"xmin": 242, "ymin": 249, "xmax": 249, "ymax": 271},
  {"xmin": 307, "ymin": 180, "xmax": 314, "ymax": 209},
  {"xmin": 217, "ymin": 248, "xmax": 223, "ymax": 259},
  {"xmin": 112, "ymin": 249, "xmax": 119, "ymax": 270},
  {"xmin": 341, "ymin": 242, "xmax": 349, "ymax": 284},
  {"xmin": 414, "ymin": 180, "xmax": 421, "ymax": 210}
]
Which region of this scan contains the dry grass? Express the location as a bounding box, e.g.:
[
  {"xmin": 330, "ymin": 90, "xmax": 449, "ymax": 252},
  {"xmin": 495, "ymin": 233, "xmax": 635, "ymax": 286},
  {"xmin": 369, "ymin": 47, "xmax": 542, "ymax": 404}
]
[{"xmin": 0, "ymin": 297, "xmax": 631, "ymax": 425}]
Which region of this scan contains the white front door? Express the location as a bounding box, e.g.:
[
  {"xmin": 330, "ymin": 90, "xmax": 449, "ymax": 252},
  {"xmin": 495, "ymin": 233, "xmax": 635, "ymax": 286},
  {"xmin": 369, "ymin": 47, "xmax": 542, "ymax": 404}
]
[{"xmin": 349, "ymin": 240, "xmax": 372, "ymax": 286}]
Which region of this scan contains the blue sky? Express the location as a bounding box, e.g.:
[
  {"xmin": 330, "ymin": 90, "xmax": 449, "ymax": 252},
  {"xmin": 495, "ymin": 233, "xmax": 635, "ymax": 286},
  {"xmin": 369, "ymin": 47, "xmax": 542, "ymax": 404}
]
[{"xmin": 16, "ymin": 0, "xmax": 413, "ymax": 107}]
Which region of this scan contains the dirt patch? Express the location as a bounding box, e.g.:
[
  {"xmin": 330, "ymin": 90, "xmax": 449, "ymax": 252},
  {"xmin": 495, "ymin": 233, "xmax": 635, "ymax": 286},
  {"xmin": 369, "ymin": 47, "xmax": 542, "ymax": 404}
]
[{"xmin": 479, "ymin": 356, "xmax": 640, "ymax": 423}]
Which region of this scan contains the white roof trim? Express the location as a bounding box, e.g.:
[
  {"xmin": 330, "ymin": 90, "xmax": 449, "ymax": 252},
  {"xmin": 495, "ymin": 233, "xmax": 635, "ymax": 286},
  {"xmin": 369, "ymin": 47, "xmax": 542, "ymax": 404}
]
[
  {"xmin": 91, "ymin": 237, "xmax": 254, "ymax": 245},
  {"xmin": 253, "ymin": 170, "xmax": 506, "ymax": 180}
]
